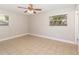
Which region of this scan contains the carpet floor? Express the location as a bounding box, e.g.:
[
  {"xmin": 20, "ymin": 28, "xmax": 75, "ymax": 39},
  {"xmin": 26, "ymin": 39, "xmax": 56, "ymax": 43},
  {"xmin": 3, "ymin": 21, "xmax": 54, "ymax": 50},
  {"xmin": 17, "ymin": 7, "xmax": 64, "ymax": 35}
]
[{"xmin": 0, "ymin": 35, "xmax": 78, "ymax": 55}]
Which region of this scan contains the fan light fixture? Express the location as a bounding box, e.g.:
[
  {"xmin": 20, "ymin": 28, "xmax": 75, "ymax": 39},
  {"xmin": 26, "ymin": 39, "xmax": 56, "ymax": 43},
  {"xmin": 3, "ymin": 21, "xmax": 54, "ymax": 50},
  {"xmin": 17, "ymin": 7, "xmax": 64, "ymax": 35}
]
[{"xmin": 27, "ymin": 9, "xmax": 33, "ymax": 14}]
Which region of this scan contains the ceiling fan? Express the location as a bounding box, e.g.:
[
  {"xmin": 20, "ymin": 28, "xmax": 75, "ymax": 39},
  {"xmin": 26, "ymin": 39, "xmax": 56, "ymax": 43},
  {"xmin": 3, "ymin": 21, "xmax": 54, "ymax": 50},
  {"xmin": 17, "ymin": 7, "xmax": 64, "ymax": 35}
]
[{"xmin": 18, "ymin": 4, "xmax": 42, "ymax": 14}]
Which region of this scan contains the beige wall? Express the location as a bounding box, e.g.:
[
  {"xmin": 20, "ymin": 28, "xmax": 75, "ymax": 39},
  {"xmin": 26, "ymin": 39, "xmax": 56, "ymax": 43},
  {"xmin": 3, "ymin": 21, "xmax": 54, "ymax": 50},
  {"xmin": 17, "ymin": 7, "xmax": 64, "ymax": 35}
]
[
  {"xmin": 78, "ymin": 5, "xmax": 79, "ymax": 42},
  {"xmin": 29, "ymin": 7, "xmax": 75, "ymax": 43},
  {"xmin": 0, "ymin": 10, "xmax": 28, "ymax": 39},
  {"xmin": 0, "ymin": 5, "xmax": 76, "ymax": 44}
]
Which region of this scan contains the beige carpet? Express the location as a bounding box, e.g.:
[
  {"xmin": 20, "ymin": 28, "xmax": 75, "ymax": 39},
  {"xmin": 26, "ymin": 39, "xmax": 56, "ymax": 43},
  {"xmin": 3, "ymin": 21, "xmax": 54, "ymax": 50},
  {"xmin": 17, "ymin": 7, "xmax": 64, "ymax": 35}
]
[{"xmin": 0, "ymin": 35, "xmax": 78, "ymax": 55}]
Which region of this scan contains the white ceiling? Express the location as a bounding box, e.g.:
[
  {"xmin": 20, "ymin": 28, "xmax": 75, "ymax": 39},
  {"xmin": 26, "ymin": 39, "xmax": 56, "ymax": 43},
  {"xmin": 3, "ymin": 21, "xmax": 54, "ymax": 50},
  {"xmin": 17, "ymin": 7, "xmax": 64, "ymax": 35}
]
[{"xmin": 0, "ymin": 4, "xmax": 75, "ymax": 15}]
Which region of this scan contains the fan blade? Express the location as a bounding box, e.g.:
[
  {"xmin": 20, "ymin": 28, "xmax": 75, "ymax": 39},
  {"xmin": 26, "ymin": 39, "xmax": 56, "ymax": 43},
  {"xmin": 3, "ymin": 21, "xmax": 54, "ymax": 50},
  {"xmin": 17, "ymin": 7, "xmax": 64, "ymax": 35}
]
[
  {"xmin": 34, "ymin": 9, "xmax": 42, "ymax": 11},
  {"xmin": 24, "ymin": 10, "xmax": 27, "ymax": 13},
  {"xmin": 33, "ymin": 11, "xmax": 36, "ymax": 14},
  {"xmin": 18, "ymin": 6, "xmax": 27, "ymax": 9}
]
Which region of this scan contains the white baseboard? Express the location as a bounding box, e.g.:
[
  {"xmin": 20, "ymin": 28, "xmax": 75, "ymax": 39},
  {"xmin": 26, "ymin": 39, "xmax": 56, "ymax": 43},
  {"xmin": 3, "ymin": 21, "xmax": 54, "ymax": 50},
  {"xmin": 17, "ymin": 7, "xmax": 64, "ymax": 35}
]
[
  {"xmin": 0, "ymin": 33, "xmax": 77, "ymax": 45},
  {"xmin": 0, "ymin": 33, "xmax": 29, "ymax": 42},
  {"xmin": 28, "ymin": 33, "xmax": 77, "ymax": 45}
]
